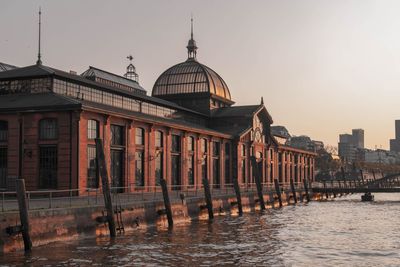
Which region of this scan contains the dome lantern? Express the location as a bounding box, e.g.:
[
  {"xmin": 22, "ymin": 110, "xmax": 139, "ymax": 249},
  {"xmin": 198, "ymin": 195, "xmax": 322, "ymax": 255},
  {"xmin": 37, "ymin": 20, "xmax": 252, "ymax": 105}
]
[{"xmin": 186, "ymin": 16, "xmax": 198, "ymax": 60}]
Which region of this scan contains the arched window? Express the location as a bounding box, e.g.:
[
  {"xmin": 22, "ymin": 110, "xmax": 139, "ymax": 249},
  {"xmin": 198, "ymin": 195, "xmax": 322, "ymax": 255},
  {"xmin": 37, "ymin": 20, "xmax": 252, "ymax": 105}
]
[
  {"xmin": 0, "ymin": 121, "xmax": 8, "ymax": 141},
  {"xmin": 155, "ymin": 131, "xmax": 163, "ymax": 185},
  {"xmin": 39, "ymin": 119, "xmax": 58, "ymax": 140},
  {"xmin": 87, "ymin": 119, "xmax": 99, "ymax": 139}
]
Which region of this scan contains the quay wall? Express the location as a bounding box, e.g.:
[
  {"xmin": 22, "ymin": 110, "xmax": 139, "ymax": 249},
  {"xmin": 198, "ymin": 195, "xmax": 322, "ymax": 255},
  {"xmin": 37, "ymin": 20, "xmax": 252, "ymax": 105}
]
[{"xmin": 0, "ymin": 191, "xmax": 323, "ymax": 254}]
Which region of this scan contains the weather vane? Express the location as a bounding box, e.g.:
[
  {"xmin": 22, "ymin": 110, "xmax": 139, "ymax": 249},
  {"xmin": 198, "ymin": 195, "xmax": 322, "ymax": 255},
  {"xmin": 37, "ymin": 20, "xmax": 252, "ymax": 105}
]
[{"xmin": 127, "ymin": 55, "xmax": 133, "ymax": 62}]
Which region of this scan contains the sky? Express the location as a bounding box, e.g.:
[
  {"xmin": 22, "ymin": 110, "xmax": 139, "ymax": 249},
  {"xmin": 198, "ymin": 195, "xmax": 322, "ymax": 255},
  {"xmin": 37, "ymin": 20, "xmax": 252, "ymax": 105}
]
[{"xmin": 1, "ymin": 0, "xmax": 399, "ymax": 149}]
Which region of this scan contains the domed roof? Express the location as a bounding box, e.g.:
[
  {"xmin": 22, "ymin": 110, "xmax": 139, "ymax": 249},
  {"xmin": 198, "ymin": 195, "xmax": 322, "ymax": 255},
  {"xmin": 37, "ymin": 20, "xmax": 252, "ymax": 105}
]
[{"xmin": 152, "ymin": 58, "xmax": 231, "ymax": 101}]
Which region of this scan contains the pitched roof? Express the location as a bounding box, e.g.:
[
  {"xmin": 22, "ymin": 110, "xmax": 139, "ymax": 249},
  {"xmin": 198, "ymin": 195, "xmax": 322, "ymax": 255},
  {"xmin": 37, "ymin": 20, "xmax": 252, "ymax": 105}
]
[
  {"xmin": 81, "ymin": 66, "xmax": 146, "ymax": 93},
  {"xmin": 0, "ymin": 92, "xmax": 81, "ymax": 112},
  {"xmin": 0, "ymin": 62, "xmax": 18, "ymax": 72},
  {"xmin": 0, "ymin": 64, "xmax": 206, "ymax": 117},
  {"xmin": 210, "ymin": 105, "xmax": 261, "ymax": 118}
]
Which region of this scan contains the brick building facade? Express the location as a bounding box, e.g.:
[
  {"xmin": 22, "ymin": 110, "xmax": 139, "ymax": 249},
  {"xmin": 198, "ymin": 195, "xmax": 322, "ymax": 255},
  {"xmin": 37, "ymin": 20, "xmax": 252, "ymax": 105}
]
[{"xmin": 0, "ymin": 31, "xmax": 315, "ymax": 193}]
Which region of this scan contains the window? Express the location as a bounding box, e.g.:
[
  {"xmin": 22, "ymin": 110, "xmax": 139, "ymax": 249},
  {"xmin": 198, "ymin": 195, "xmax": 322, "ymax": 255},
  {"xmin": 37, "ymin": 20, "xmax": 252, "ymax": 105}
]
[
  {"xmin": 135, "ymin": 151, "xmax": 144, "ymax": 186},
  {"xmin": 187, "ymin": 136, "xmax": 194, "ymax": 152},
  {"xmin": 0, "ymin": 121, "xmax": 7, "ymax": 141},
  {"xmin": 241, "ymin": 159, "xmax": 246, "ymax": 184},
  {"xmin": 155, "ymin": 131, "xmax": 163, "ymax": 186},
  {"xmin": 201, "ymin": 139, "xmax": 208, "ymax": 180},
  {"xmin": 155, "ymin": 131, "xmax": 163, "ymax": 148},
  {"xmin": 87, "ymin": 146, "xmax": 99, "ymax": 188},
  {"xmin": 111, "ymin": 125, "xmax": 124, "ymax": 146},
  {"xmin": 88, "ymin": 120, "xmax": 99, "ymax": 139},
  {"xmin": 172, "ymin": 135, "xmax": 181, "ymax": 152},
  {"xmin": 39, "ymin": 119, "xmax": 58, "ymax": 140},
  {"xmin": 213, "ymin": 141, "xmax": 220, "ymax": 157},
  {"xmin": 0, "ymin": 147, "xmax": 7, "ymax": 188},
  {"xmin": 135, "ymin": 128, "xmax": 144, "ymax": 145},
  {"xmin": 225, "ymin": 143, "xmax": 231, "ymax": 184},
  {"xmin": 241, "ymin": 144, "xmax": 246, "ymax": 157},
  {"xmin": 39, "ymin": 146, "xmax": 58, "ymax": 189}
]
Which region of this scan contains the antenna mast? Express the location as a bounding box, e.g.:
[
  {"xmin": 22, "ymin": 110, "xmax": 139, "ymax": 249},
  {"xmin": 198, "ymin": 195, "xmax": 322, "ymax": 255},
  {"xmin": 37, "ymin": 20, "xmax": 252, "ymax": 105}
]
[{"xmin": 36, "ymin": 7, "xmax": 42, "ymax": 65}]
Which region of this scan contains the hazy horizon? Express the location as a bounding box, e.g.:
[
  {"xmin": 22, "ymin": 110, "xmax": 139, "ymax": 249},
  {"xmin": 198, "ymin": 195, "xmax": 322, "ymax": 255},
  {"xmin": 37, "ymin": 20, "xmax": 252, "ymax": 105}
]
[{"xmin": 1, "ymin": 0, "xmax": 399, "ymax": 149}]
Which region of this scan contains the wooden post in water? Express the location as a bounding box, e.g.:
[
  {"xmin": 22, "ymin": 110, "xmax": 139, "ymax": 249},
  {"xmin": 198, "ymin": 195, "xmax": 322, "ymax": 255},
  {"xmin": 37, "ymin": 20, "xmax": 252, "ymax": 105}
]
[
  {"xmin": 202, "ymin": 178, "xmax": 214, "ymax": 220},
  {"xmin": 372, "ymin": 170, "xmax": 376, "ymax": 181},
  {"xmin": 323, "ymin": 180, "xmax": 329, "ymax": 199},
  {"xmin": 273, "ymin": 179, "xmax": 283, "ymax": 208},
  {"xmin": 16, "ymin": 179, "xmax": 32, "ymax": 251},
  {"xmin": 95, "ymin": 138, "xmax": 116, "ymax": 238},
  {"xmin": 160, "ymin": 178, "xmax": 173, "ymax": 228},
  {"xmin": 330, "ymin": 179, "xmax": 336, "ymax": 198},
  {"xmin": 290, "ymin": 178, "xmax": 297, "ymax": 204},
  {"xmin": 250, "ymin": 156, "xmax": 265, "ymax": 210},
  {"xmin": 303, "ymin": 178, "xmax": 310, "ymax": 202},
  {"xmin": 232, "ymin": 177, "xmax": 243, "ymax": 216}
]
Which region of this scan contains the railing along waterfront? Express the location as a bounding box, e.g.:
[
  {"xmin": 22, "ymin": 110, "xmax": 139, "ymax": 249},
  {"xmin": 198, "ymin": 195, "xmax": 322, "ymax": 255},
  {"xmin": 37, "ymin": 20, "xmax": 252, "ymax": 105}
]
[{"xmin": 0, "ymin": 181, "xmax": 305, "ymax": 213}]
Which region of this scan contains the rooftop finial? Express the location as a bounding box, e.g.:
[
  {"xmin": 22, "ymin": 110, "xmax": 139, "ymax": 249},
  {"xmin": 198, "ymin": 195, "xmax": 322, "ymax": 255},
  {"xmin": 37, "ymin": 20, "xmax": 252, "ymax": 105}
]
[
  {"xmin": 125, "ymin": 54, "xmax": 139, "ymax": 82},
  {"xmin": 186, "ymin": 14, "xmax": 198, "ymax": 60},
  {"xmin": 261, "ymin": 96, "xmax": 264, "ymax": 105},
  {"xmin": 36, "ymin": 7, "xmax": 42, "ymax": 65}
]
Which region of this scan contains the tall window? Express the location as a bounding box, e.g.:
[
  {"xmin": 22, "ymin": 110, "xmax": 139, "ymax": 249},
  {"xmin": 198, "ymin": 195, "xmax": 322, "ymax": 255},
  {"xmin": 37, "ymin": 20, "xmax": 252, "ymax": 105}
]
[
  {"xmin": 201, "ymin": 139, "xmax": 208, "ymax": 181},
  {"xmin": 87, "ymin": 146, "xmax": 99, "ymax": 188},
  {"xmin": 111, "ymin": 125, "xmax": 124, "ymax": 146},
  {"xmin": 212, "ymin": 141, "xmax": 220, "ymax": 188},
  {"xmin": 39, "ymin": 119, "xmax": 58, "ymax": 140},
  {"xmin": 188, "ymin": 136, "xmax": 195, "ymax": 186},
  {"xmin": 0, "ymin": 147, "xmax": 7, "ymax": 188},
  {"xmin": 155, "ymin": 131, "xmax": 163, "ymax": 186},
  {"xmin": 135, "ymin": 127, "xmax": 144, "ymax": 145},
  {"xmin": 135, "ymin": 151, "xmax": 144, "ymax": 186},
  {"xmin": 241, "ymin": 144, "xmax": 246, "ymax": 183},
  {"xmin": 110, "ymin": 125, "xmax": 124, "ymax": 191},
  {"xmin": 39, "ymin": 146, "xmax": 58, "ymax": 189},
  {"xmin": 171, "ymin": 135, "xmax": 181, "ymax": 188},
  {"xmin": 278, "ymin": 152, "xmax": 283, "ymax": 183},
  {"xmin": 0, "ymin": 121, "xmax": 8, "ymax": 141},
  {"xmin": 88, "ymin": 119, "xmax": 99, "ymax": 139},
  {"xmin": 224, "ymin": 143, "xmax": 231, "ymax": 184}
]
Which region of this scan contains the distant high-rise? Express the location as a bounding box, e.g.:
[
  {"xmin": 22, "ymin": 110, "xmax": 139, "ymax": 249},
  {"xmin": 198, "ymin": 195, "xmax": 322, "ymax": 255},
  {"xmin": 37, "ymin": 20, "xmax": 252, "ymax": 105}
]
[
  {"xmin": 338, "ymin": 129, "xmax": 364, "ymax": 162},
  {"xmin": 352, "ymin": 129, "xmax": 364, "ymax": 149},
  {"xmin": 390, "ymin": 120, "xmax": 400, "ymax": 153}
]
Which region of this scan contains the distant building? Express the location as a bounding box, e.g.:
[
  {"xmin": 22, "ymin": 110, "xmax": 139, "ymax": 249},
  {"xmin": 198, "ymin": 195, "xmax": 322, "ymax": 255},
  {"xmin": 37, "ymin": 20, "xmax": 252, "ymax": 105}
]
[
  {"xmin": 271, "ymin": 126, "xmax": 290, "ymax": 145},
  {"xmin": 390, "ymin": 120, "xmax": 400, "ymax": 153},
  {"xmin": 364, "ymin": 149, "xmax": 399, "ymax": 165},
  {"xmin": 352, "ymin": 129, "xmax": 364, "ymax": 149},
  {"xmin": 338, "ymin": 129, "xmax": 364, "ymax": 162}
]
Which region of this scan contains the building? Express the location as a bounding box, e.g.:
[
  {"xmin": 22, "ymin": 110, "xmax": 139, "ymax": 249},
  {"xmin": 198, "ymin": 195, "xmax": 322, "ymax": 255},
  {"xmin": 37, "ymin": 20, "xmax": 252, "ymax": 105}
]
[
  {"xmin": 352, "ymin": 129, "xmax": 364, "ymax": 149},
  {"xmin": 0, "ymin": 26, "xmax": 315, "ymax": 193},
  {"xmin": 338, "ymin": 129, "xmax": 364, "ymax": 162},
  {"xmin": 364, "ymin": 149, "xmax": 399, "ymax": 165},
  {"xmin": 390, "ymin": 120, "xmax": 400, "ymax": 153}
]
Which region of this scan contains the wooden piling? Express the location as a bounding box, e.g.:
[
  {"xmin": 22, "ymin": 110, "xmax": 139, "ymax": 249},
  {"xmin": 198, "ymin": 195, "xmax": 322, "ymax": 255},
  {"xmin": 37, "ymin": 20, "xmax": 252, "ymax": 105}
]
[
  {"xmin": 303, "ymin": 178, "xmax": 310, "ymax": 202},
  {"xmin": 202, "ymin": 178, "xmax": 214, "ymax": 220},
  {"xmin": 331, "ymin": 180, "xmax": 336, "ymax": 198},
  {"xmin": 160, "ymin": 178, "xmax": 173, "ymax": 228},
  {"xmin": 95, "ymin": 138, "xmax": 116, "ymax": 238},
  {"xmin": 372, "ymin": 170, "xmax": 376, "ymax": 181},
  {"xmin": 250, "ymin": 156, "xmax": 265, "ymax": 210},
  {"xmin": 232, "ymin": 177, "xmax": 243, "ymax": 216},
  {"xmin": 341, "ymin": 167, "xmax": 347, "ymax": 188},
  {"xmin": 273, "ymin": 179, "xmax": 283, "ymax": 208},
  {"xmin": 323, "ymin": 180, "xmax": 329, "ymax": 199},
  {"xmin": 290, "ymin": 178, "xmax": 297, "ymax": 204},
  {"xmin": 16, "ymin": 179, "xmax": 32, "ymax": 251}
]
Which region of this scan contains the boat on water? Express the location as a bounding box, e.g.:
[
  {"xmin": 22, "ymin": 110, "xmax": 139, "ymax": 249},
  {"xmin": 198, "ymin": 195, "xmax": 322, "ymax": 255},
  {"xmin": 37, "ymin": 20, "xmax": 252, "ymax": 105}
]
[{"xmin": 361, "ymin": 192, "xmax": 374, "ymax": 201}]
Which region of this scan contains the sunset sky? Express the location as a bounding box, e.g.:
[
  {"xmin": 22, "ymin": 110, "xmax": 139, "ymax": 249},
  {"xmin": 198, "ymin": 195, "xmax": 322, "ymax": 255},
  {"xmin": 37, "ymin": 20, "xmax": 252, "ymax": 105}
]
[{"xmin": 1, "ymin": 0, "xmax": 399, "ymax": 149}]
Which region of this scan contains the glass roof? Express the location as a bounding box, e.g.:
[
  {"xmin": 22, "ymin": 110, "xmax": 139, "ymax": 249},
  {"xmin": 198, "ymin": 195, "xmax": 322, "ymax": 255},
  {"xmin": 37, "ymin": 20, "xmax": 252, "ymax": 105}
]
[{"xmin": 152, "ymin": 59, "xmax": 231, "ymax": 101}]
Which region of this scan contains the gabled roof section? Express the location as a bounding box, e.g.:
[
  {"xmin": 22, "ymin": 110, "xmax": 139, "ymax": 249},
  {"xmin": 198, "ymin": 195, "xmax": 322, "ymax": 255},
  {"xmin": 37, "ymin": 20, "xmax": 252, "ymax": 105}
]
[
  {"xmin": 0, "ymin": 92, "xmax": 81, "ymax": 112},
  {"xmin": 81, "ymin": 66, "xmax": 146, "ymax": 94},
  {"xmin": 211, "ymin": 104, "xmax": 273, "ymax": 123},
  {"xmin": 0, "ymin": 62, "xmax": 18, "ymax": 72},
  {"xmin": 0, "ymin": 64, "xmax": 55, "ymax": 79}
]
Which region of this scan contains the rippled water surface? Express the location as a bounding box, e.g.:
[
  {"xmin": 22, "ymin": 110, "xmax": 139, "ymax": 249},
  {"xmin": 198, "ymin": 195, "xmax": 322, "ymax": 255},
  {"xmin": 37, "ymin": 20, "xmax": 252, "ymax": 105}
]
[{"xmin": 2, "ymin": 193, "xmax": 400, "ymax": 266}]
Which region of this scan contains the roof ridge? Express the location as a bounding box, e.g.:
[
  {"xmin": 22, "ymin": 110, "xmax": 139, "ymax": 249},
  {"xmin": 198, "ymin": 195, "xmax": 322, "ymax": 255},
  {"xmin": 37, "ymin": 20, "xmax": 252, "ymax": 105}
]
[{"xmin": 86, "ymin": 66, "xmax": 141, "ymax": 85}]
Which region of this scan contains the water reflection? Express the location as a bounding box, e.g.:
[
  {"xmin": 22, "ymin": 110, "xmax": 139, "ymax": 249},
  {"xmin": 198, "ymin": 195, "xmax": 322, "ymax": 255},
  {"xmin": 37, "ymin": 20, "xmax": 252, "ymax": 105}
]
[{"xmin": 1, "ymin": 193, "xmax": 400, "ymax": 266}]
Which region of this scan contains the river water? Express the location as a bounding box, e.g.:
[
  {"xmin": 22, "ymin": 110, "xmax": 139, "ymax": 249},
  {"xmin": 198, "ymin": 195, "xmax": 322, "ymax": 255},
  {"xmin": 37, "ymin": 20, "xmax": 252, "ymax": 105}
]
[{"xmin": 1, "ymin": 193, "xmax": 400, "ymax": 266}]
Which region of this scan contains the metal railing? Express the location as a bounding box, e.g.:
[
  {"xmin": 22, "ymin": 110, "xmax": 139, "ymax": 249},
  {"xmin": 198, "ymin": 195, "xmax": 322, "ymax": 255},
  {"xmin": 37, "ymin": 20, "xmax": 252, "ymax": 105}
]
[{"xmin": 0, "ymin": 181, "xmax": 306, "ymax": 213}]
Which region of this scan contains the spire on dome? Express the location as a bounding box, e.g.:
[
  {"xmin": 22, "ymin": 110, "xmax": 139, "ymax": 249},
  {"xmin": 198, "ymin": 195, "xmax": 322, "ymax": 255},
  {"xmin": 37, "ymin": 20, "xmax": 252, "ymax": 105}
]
[
  {"xmin": 186, "ymin": 15, "xmax": 198, "ymax": 60},
  {"xmin": 36, "ymin": 7, "xmax": 42, "ymax": 65}
]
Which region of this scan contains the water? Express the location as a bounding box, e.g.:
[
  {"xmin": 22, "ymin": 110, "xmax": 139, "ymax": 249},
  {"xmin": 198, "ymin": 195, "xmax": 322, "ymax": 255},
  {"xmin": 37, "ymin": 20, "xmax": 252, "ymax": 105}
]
[{"xmin": 1, "ymin": 193, "xmax": 400, "ymax": 266}]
